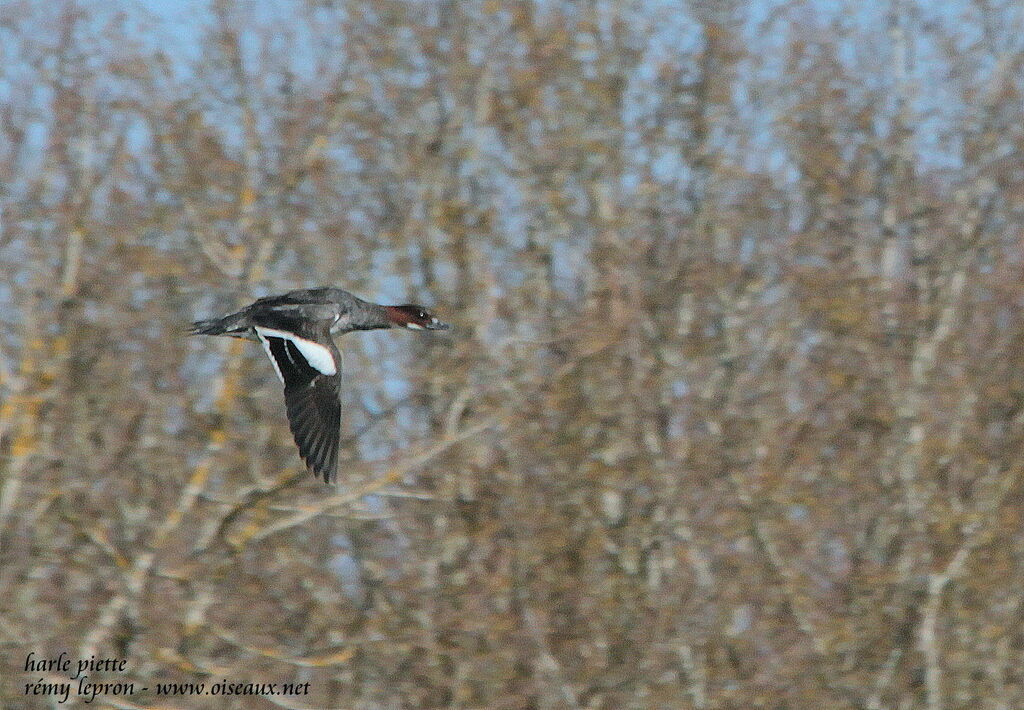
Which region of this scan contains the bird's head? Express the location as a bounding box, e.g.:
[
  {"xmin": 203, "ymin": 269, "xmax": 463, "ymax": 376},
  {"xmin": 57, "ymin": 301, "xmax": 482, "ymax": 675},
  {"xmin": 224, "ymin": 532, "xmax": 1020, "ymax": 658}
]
[{"xmin": 385, "ymin": 304, "xmax": 451, "ymax": 331}]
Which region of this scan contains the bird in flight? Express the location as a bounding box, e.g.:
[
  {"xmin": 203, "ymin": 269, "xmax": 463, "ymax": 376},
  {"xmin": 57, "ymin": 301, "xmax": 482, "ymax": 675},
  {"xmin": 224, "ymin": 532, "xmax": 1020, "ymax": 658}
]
[{"xmin": 190, "ymin": 287, "xmax": 450, "ymax": 482}]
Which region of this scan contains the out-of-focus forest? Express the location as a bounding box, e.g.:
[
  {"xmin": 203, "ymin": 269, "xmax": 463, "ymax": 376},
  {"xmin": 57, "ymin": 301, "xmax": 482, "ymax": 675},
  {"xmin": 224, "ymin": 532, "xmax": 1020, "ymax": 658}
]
[{"xmin": 2, "ymin": 0, "xmax": 1024, "ymax": 708}]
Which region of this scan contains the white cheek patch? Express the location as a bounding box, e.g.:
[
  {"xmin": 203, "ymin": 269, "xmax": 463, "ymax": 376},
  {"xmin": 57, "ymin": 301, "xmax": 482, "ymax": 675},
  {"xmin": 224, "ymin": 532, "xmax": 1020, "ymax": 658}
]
[{"xmin": 254, "ymin": 326, "xmax": 338, "ymax": 376}]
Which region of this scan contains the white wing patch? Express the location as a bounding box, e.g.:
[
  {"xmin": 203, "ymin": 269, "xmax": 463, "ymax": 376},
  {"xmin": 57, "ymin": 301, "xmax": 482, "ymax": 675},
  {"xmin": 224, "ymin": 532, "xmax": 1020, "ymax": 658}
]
[
  {"xmin": 254, "ymin": 326, "xmax": 338, "ymax": 376},
  {"xmin": 256, "ymin": 329, "xmax": 286, "ymax": 383}
]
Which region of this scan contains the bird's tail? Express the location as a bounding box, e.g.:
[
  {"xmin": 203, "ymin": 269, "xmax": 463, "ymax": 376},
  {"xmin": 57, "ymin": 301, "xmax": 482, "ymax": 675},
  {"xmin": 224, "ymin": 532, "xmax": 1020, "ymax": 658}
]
[
  {"xmin": 189, "ymin": 318, "xmax": 221, "ymax": 335},
  {"xmin": 189, "ymin": 314, "xmax": 246, "ymax": 336}
]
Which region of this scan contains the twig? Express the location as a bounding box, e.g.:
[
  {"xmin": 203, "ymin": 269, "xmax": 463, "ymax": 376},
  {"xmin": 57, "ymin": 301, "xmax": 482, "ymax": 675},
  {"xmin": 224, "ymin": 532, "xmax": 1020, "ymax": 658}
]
[
  {"xmin": 677, "ymin": 644, "xmax": 708, "ymax": 709},
  {"xmin": 78, "ymin": 340, "xmax": 245, "ymax": 659},
  {"xmin": 196, "ymin": 397, "xmax": 415, "ymax": 552},
  {"xmin": 865, "ymin": 648, "xmax": 902, "ymax": 710},
  {"xmin": 519, "ymin": 605, "xmax": 581, "ymax": 710},
  {"xmin": 242, "ymin": 418, "xmax": 499, "ymax": 545},
  {"xmin": 207, "ymin": 623, "xmax": 355, "ymax": 668}
]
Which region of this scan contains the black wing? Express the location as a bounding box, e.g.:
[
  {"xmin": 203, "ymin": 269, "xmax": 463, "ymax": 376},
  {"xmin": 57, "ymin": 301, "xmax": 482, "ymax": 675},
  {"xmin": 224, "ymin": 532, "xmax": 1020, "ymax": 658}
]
[{"xmin": 258, "ymin": 332, "xmax": 341, "ymax": 482}]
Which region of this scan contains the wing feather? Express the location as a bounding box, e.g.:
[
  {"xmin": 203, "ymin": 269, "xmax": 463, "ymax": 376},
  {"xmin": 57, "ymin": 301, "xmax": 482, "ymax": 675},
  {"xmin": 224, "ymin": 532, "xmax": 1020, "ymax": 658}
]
[
  {"xmin": 254, "ymin": 327, "xmax": 341, "ymax": 481},
  {"xmin": 284, "ymin": 380, "xmax": 341, "ymax": 481}
]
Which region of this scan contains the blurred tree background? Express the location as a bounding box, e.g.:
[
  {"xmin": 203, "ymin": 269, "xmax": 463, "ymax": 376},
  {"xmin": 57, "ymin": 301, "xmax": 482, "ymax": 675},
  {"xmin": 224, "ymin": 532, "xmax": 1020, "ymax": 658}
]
[{"xmin": 2, "ymin": 0, "xmax": 1024, "ymax": 708}]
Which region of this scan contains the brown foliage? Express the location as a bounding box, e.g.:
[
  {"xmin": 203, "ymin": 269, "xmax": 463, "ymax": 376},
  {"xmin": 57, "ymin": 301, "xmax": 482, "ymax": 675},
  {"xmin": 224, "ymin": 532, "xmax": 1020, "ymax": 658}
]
[{"xmin": 2, "ymin": 1, "xmax": 1024, "ymax": 708}]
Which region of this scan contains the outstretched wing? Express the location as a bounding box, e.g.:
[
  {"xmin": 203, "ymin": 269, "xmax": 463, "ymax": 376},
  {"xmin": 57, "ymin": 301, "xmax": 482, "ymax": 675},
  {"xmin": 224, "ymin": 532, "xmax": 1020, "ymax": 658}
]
[{"xmin": 254, "ymin": 326, "xmax": 341, "ymax": 482}]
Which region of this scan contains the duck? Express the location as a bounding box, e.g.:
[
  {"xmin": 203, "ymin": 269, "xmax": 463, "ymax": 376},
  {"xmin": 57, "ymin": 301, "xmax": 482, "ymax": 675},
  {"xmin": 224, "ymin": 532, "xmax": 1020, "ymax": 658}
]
[{"xmin": 190, "ymin": 287, "xmax": 450, "ymax": 482}]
